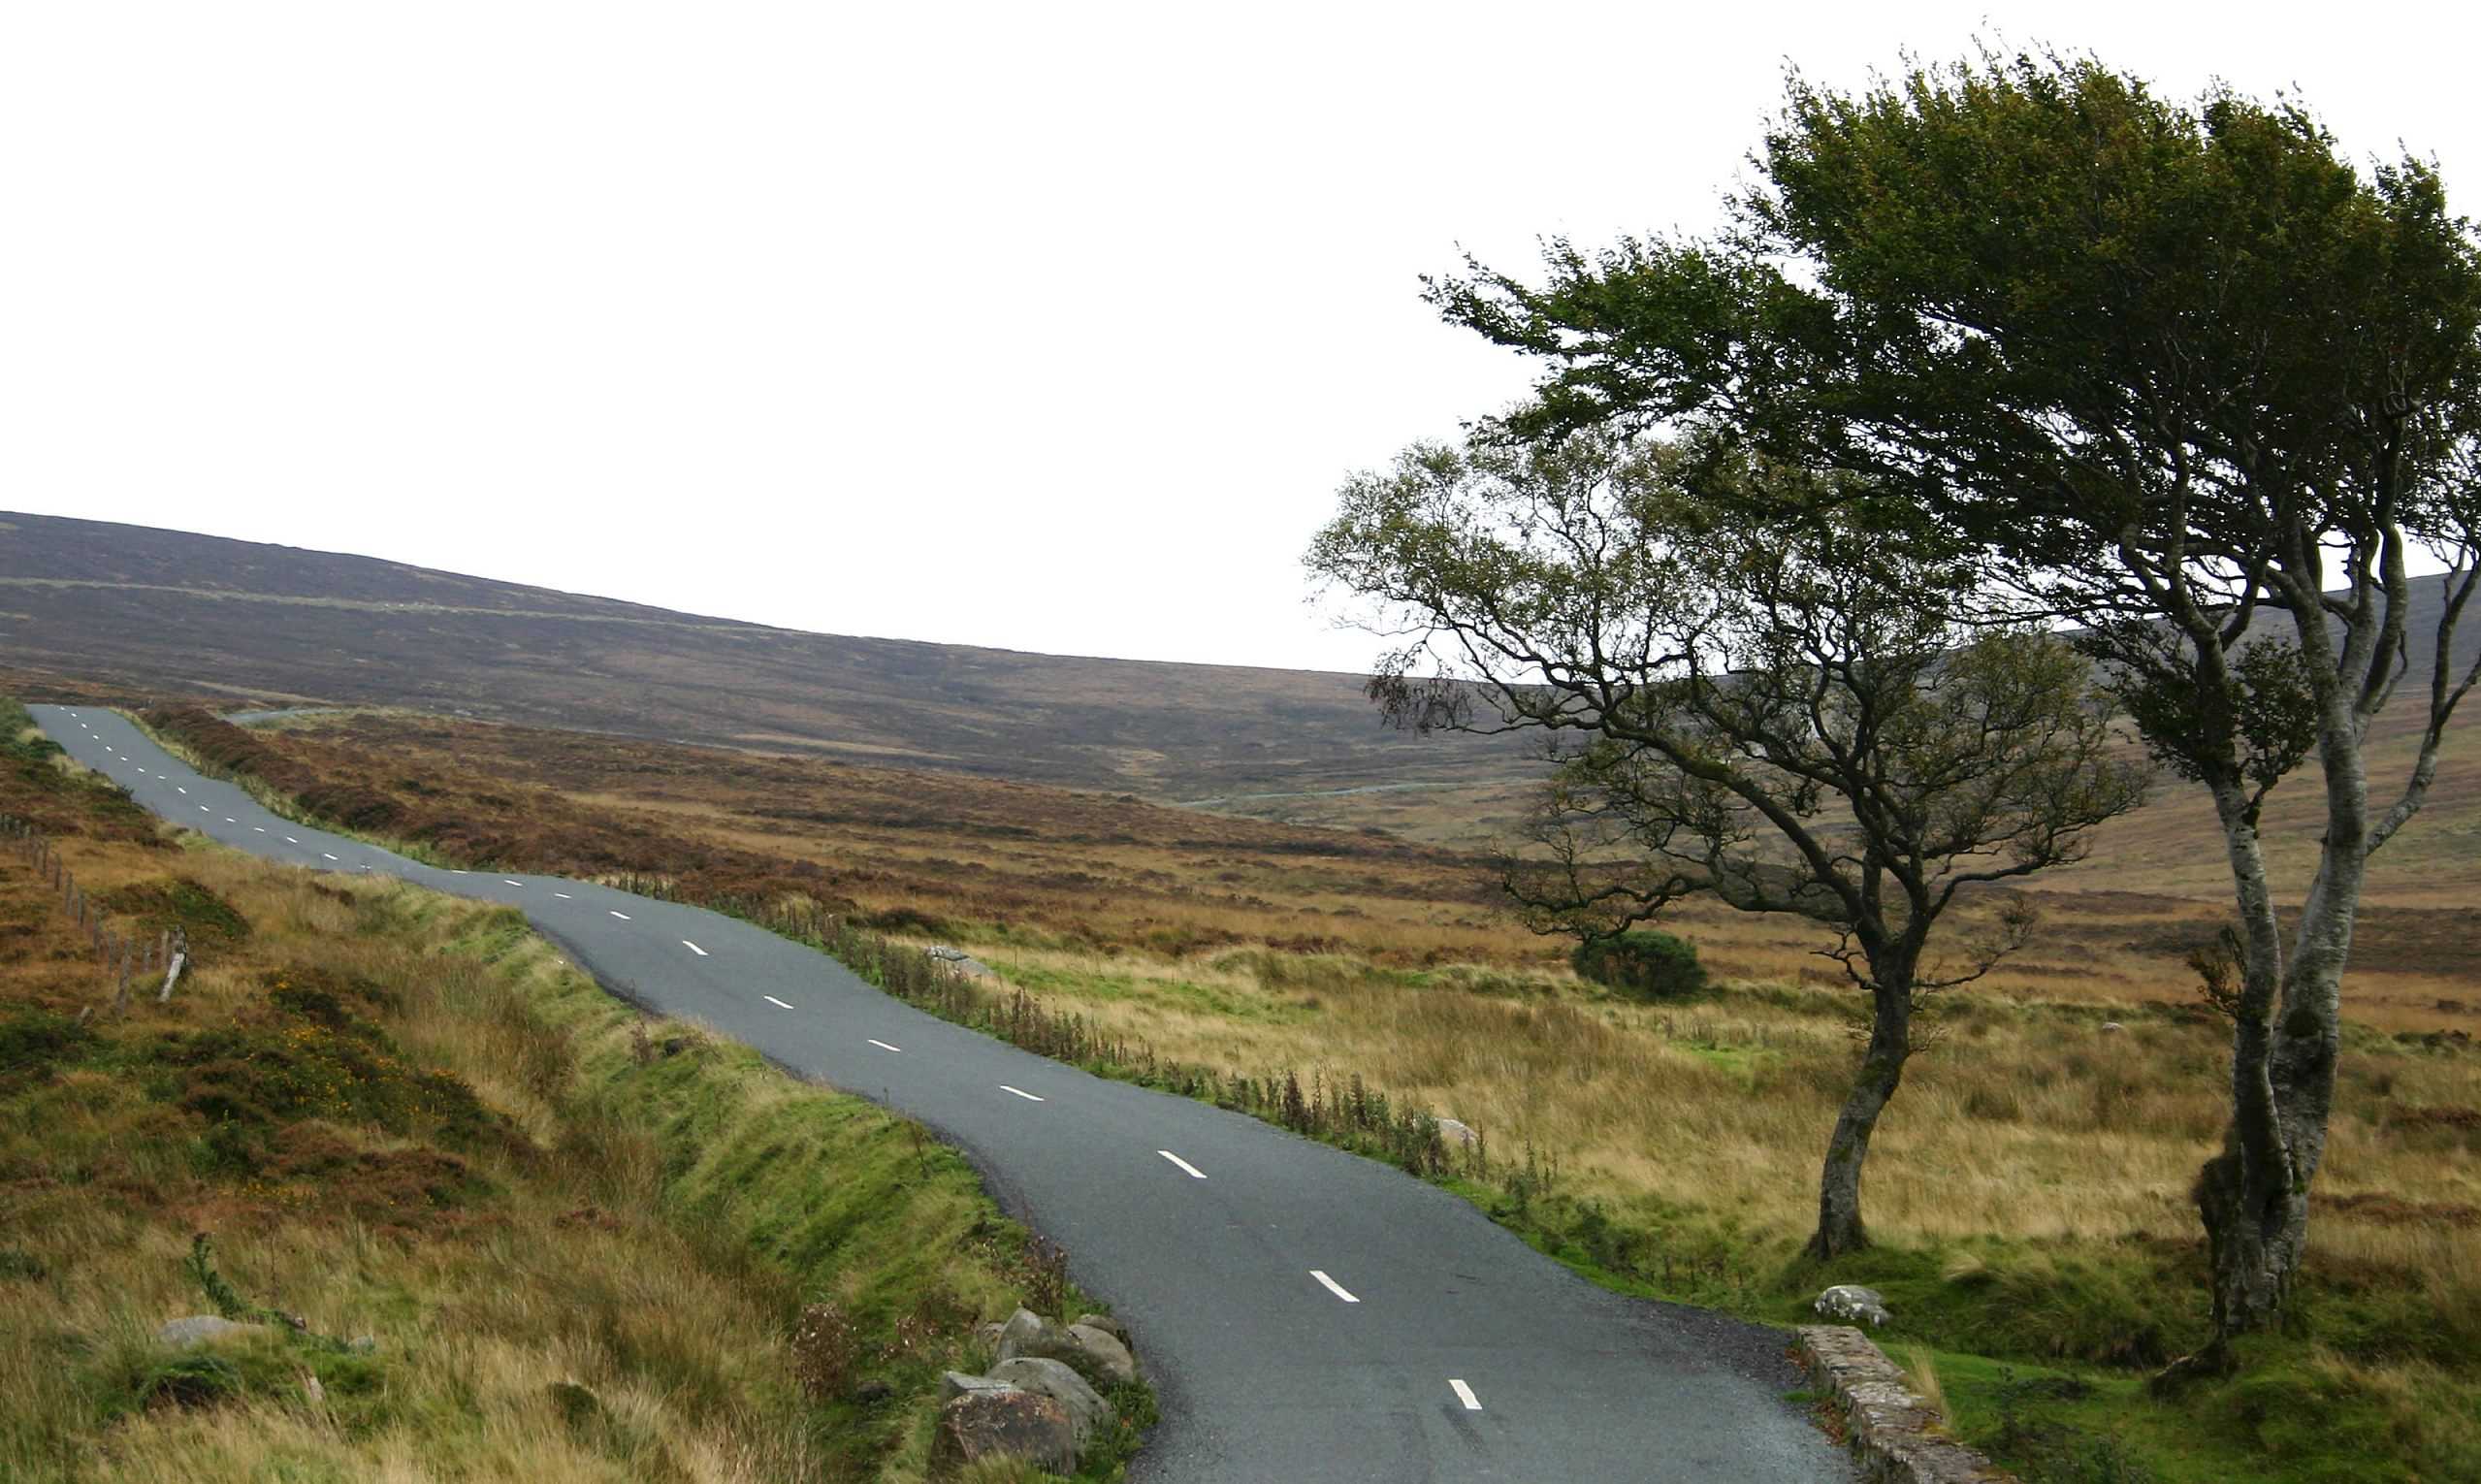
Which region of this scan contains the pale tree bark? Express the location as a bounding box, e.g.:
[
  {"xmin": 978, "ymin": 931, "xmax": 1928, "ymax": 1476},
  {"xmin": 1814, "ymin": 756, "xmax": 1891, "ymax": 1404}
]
[{"xmin": 1809, "ymin": 979, "xmax": 1915, "ymax": 1260}]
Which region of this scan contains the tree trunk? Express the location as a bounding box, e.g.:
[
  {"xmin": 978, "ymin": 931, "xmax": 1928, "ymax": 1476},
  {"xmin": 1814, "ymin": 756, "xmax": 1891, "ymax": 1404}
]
[
  {"xmin": 2175, "ymin": 644, "xmax": 2367, "ymax": 1377},
  {"xmin": 1807, "ymin": 984, "xmax": 1913, "ymax": 1261}
]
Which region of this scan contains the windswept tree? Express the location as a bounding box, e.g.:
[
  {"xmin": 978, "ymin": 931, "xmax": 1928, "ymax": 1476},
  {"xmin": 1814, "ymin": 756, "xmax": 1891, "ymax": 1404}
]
[
  {"xmin": 1308, "ymin": 433, "xmax": 2147, "ymax": 1258},
  {"xmin": 1428, "ymin": 50, "xmax": 2481, "ymax": 1371}
]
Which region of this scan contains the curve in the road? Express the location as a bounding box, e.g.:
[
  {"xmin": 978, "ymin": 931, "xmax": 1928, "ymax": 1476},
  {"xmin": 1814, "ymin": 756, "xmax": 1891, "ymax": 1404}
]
[{"xmin": 34, "ymin": 705, "xmax": 1851, "ymax": 1484}]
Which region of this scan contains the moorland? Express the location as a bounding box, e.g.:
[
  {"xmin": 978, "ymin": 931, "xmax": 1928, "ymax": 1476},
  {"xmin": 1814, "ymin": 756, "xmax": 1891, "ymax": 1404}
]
[{"xmin": 6, "ymin": 513, "xmax": 2479, "ymax": 1481}]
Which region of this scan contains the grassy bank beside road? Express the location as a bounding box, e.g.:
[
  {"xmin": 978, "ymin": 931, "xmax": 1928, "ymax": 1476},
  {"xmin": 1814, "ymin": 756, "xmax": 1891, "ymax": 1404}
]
[{"xmin": 0, "ymin": 698, "xmax": 1135, "ymax": 1483}]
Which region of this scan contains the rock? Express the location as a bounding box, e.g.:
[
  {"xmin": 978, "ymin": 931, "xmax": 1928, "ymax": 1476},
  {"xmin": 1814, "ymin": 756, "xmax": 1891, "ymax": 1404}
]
[
  {"xmin": 157, "ymin": 1314, "xmax": 270, "ymax": 1348},
  {"xmin": 931, "ymin": 1388, "xmax": 1079, "ymax": 1477},
  {"xmin": 1434, "ymin": 1116, "xmax": 1480, "ymax": 1147},
  {"xmin": 1814, "ymin": 1284, "xmax": 1891, "ymax": 1328},
  {"xmin": 995, "ymin": 1307, "xmax": 1047, "ymax": 1351},
  {"xmin": 942, "ymin": 1371, "xmax": 1019, "ymax": 1400},
  {"xmin": 996, "ymin": 1307, "xmax": 1140, "ymax": 1388},
  {"xmin": 974, "ymin": 1319, "xmax": 1006, "ymax": 1356},
  {"xmin": 1063, "ymin": 1323, "xmax": 1140, "ymax": 1387},
  {"xmin": 990, "ymin": 1356, "xmax": 1114, "ymax": 1447},
  {"xmin": 1071, "ymin": 1312, "xmax": 1128, "ymax": 1344},
  {"xmin": 924, "ymin": 945, "xmax": 997, "ymax": 980}
]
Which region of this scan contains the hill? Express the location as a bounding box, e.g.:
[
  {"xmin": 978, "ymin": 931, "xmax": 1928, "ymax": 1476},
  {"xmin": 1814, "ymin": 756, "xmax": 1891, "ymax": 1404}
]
[{"xmin": 0, "ymin": 512, "xmax": 1530, "ymax": 799}]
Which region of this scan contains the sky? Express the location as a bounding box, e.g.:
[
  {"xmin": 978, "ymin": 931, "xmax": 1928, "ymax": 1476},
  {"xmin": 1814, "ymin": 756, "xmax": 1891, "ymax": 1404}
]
[{"xmin": 6, "ymin": 3, "xmax": 2476, "ymax": 674}]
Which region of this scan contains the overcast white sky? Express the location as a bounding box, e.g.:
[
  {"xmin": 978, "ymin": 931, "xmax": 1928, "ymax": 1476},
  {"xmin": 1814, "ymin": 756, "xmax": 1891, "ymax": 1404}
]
[{"xmin": 6, "ymin": 3, "xmax": 2475, "ymax": 672}]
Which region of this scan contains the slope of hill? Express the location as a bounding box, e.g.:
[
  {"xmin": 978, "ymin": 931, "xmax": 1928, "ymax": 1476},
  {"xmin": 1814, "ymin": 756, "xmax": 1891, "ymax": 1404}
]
[{"xmin": 0, "ymin": 512, "xmax": 1531, "ymax": 798}]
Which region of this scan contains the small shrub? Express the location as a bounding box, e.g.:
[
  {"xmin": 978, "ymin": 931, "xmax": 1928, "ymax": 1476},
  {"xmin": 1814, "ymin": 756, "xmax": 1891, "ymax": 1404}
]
[{"xmin": 1571, "ymin": 929, "xmax": 1707, "ymax": 1001}]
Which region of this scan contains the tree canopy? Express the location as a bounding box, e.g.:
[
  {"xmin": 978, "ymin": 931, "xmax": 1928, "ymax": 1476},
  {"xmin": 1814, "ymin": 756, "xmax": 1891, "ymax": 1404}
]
[
  {"xmin": 1311, "ymin": 431, "xmax": 2146, "ymax": 1255},
  {"xmin": 1419, "ymin": 48, "xmax": 2481, "ymax": 1366}
]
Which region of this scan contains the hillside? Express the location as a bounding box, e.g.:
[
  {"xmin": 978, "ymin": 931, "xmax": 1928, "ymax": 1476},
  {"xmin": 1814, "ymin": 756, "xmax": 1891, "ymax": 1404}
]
[{"xmin": 0, "ymin": 512, "xmax": 1530, "ymax": 799}]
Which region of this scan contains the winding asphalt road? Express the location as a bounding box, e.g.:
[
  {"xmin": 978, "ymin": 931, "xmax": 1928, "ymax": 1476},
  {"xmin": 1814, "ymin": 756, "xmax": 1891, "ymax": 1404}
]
[{"xmin": 35, "ymin": 704, "xmax": 1850, "ymax": 1484}]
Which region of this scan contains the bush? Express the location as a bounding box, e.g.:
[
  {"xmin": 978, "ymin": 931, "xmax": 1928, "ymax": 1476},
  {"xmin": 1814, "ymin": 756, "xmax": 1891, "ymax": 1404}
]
[{"xmin": 1571, "ymin": 929, "xmax": 1707, "ymax": 1001}]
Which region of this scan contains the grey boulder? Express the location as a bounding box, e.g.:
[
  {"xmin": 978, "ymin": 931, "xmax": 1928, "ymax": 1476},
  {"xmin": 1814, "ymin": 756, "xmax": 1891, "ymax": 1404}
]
[
  {"xmin": 1814, "ymin": 1284, "xmax": 1892, "ymax": 1327},
  {"xmin": 931, "ymin": 1388, "xmax": 1078, "ymax": 1477},
  {"xmin": 990, "ymin": 1356, "xmax": 1115, "ymax": 1447},
  {"xmin": 158, "ymin": 1315, "xmax": 270, "ymax": 1348}
]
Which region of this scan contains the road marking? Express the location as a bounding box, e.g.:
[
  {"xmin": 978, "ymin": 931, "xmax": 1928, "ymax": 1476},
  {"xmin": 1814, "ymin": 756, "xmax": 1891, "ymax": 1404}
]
[
  {"xmin": 682, "ymin": 940, "xmax": 707, "ymax": 956},
  {"xmin": 1450, "ymin": 1378, "xmax": 1481, "ymax": 1410},
  {"xmin": 502, "ymin": 879, "xmax": 523, "ymax": 887},
  {"xmin": 553, "ymin": 892, "xmax": 571, "ymax": 899},
  {"xmin": 1158, "ymin": 1150, "xmax": 1208, "ymax": 1179},
  {"xmin": 1001, "ymin": 1085, "xmax": 1046, "ymax": 1103},
  {"xmin": 223, "ymin": 818, "xmax": 236, "ymax": 823},
  {"xmin": 868, "ymin": 1038, "xmax": 902, "ymax": 1051},
  {"xmin": 199, "ymin": 805, "xmax": 210, "ymax": 812},
  {"xmin": 609, "ymin": 910, "xmax": 631, "ymax": 919},
  {"xmin": 254, "ymin": 826, "xmax": 266, "ymax": 832},
  {"xmin": 322, "ymin": 853, "xmax": 339, "ymax": 861},
  {"xmin": 285, "ymin": 836, "xmax": 299, "ymax": 843},
  {"xmin": 1310, "ymin": 1271, "xmax": 1360, "ymax": 1304},
  {"xmin": 177, "ymin": 787, "xmax": 187, "ymax": 794},
  {"xmin": 763, "ymin": 995, "xmax": 794, "ymax": 1009}
]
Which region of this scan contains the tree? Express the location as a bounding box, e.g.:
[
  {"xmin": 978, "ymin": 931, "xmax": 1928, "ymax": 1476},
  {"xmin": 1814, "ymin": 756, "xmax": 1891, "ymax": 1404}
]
[
  {"xmin": 1427, "ymin": 50, "xmax": 2481, "ymax": 1371},
  {"xmin": 1307, "ymin": 433, "xmax": 2146, "ymax": 1258}
]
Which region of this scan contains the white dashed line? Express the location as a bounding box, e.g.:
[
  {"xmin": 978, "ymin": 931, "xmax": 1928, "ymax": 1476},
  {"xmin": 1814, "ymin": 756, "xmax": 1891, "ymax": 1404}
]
[
  {"xmin": 553, "ymin": 892, "xmax": 572, "ymax": 899},
  {"xmin": 177, "ymin": 787, "xmax": 187, "ymax": 794},
  {"xmin": 223, "ymin": 818, "xmax": 236, "ymax": 823},
  {"xmin": 321, "ymin": 854, "xmax": 339, "ymax": 861},
  {"xmin": 1001, "ymin": 1085, "xmax": 1046, "ymax": 1103},
  {"xmin": 1310, "ymin": 1271, "xmax": 1360, "ymax": 1304},
  {"xmin": 868, "ymin": 1038, "xmax": 902, "ymax": 1052},
  {"xmin": 198, "ymin": 805, "xmax": 209, "ymax": 812},
  {"xmin": 1450, "ymin": 1378, "xmax": 1481, "ymax": 1410},
  {"xmin": 609, "ymin": 911, "xmax": 631, "ymax": 920},
  {"xmin": 253, "ymin": 826, "xmax": 266, "ymax": 833},
  {"xmin": 763, "ymin": 995, "xmax": 794, "ymax": 1010},
  {"xmin": 502, "ymin": 879, "xmax": 523, "ymax": 887},
  {"xmin": 1158, "ymin": 1150, "xmax": 1208, "ymax": 1179},
  {"xmin": 682, "ymin": 940, "xmax": 707, "ymax": 956},
  {"xmin": 285, "ymin": 836, "xmax": 299, "ymax": 844}
]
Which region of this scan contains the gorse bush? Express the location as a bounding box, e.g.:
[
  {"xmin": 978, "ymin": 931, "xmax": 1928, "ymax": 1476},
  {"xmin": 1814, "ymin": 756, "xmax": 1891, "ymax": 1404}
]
[{"xmin": 1571, "ymin": 928, "xmax": 1706, "ymax": 1001}]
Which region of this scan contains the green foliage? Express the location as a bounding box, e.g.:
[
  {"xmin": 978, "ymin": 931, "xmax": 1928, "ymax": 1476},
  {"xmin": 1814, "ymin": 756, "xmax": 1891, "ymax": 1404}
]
[
  {"xmin": 166, "ymin": 968, "xmax": 504, "ymax": 1156},
  {"xmin": 96, "ymin": 875, "xmax": 253, "ymax": 946},
  {"xmin": 0, "ymin": 697, "xmax": 63, "ymax": 763},
  {"xmin": 0, "ymin": 1010, "xmax": 91, "ymax": 1095},
  {"xmin": 1571, "ymin": 927, "xmax": 1706, "ymax": 1000}
]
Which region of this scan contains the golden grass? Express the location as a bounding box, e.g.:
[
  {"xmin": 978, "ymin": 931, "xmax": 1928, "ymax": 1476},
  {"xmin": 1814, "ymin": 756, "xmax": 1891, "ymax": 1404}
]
[{"xmin": 959, "ymin": 938, "xmax": 2479, "ymax": 1306}]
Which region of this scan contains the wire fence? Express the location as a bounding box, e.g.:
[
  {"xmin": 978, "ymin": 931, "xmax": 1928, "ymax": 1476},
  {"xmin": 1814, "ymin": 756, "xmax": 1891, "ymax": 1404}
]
[{"xmin": 1, "ymin": 812, "xmax": 190, "ymax": 1014}]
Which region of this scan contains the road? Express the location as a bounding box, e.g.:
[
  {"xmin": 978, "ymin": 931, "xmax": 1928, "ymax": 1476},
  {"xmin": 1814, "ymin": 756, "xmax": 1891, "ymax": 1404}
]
[{"xmin": 34, "ymin": 704, "xmax": 1852, "ymax": 1484}]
